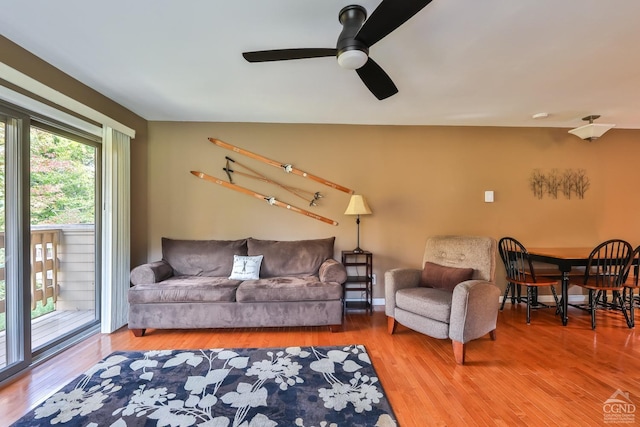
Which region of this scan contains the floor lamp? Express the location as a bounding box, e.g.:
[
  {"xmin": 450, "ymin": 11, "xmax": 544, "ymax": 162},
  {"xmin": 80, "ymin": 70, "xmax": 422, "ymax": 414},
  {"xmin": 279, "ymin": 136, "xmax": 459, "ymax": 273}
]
[{"xmin": 344, "ymin": 195, "xmax": 372, "ymax": 253}]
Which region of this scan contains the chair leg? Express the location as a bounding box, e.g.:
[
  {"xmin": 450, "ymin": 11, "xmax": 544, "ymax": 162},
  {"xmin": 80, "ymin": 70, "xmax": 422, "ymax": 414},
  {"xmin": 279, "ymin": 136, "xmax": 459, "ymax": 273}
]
[
  {"xmin": 387, "ymin": 316, "xmax": 397, "ymax": 334},
  {"xmin": 526, "ymin": 286, "xmax": 532, "ymax": 324},
  {"xmin": 589, "ymin": 290, "xmax": 597, "ymax": 330},
  {"xmin": 489, "ymin": 329, "xmax": 497, "ymax": 340},
  {"xmin": 500, "ymin": 283, "xmax": 512, "ymax": 310},
  {"xmin": 629, "ymin": 288, "xmax": 635, "ymax": 328},
  {"xmin": 452, "ymin": 340, "xmax": 465, "ymax": 365},
  {"xmin": 551, "ymin": 285, "xmax": 561, "ymax": 316},
  {"xmin": 614, "ymin": 291, "xmax": 632, "ymax": 329}
]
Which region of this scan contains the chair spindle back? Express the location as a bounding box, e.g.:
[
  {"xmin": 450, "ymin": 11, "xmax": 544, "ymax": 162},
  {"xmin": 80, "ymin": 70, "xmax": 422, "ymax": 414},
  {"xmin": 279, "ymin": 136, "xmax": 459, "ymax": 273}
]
[
  {"xmin": 498, "ymin": 237, "xmax": 537, "ymax": 283},
  {"xmin": 583, "ymin": 239, "xmax": 633, "ymax": 288}
]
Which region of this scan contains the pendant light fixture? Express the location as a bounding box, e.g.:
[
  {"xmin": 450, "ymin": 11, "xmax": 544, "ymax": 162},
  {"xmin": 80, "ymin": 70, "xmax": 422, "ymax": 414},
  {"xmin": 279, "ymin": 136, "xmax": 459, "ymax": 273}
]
[{"xmin": 568, "ymin": 115, "xmax": 615, "ymax": 141}]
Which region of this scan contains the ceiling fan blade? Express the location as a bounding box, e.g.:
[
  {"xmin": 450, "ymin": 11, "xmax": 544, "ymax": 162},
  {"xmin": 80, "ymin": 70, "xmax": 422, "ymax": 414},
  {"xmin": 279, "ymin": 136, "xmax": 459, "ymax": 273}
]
[
  {"xmin": 243, "ymin": 48, "xmax": 336, "ymax": 62},
  {"xmin": 356, "ymin": 0, "xmax": 432, "ymax": 48},
  {"xmin": 355, "ymin": 58, "xmax": 398, "ymax": 100}
]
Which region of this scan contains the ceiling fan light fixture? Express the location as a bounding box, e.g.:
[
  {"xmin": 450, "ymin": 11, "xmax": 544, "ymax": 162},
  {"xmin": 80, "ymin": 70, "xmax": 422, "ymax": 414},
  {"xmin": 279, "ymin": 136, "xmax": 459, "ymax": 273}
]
[
  {"xmin": 568, "ymin": 115, "xmax": 615, "ymax": 141},
  {"xmin": 242, "ymin": 1, "xmax": 433, "ymax": 99},
  {"xmin": 337, "ymin": 49, "xmax": 368, "ymax": 70}
]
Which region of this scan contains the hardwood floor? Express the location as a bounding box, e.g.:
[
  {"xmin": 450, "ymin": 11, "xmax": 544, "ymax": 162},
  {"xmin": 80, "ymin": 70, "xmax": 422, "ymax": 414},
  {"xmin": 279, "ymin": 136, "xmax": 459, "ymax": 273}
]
[
  {"xmin": 1, "ymin": 305, "xmax": 639, "ymax": 426},
  {"xmin": 0, "ymin": 310, "xmax": 95, "ymax": 366}
]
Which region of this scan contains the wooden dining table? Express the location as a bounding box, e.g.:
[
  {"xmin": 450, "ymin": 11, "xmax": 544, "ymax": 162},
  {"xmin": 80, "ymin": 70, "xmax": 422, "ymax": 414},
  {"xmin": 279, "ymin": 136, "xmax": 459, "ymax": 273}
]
[{"xmin": 526, "ymin": 247, "xmax": 593, "ymax": 326}]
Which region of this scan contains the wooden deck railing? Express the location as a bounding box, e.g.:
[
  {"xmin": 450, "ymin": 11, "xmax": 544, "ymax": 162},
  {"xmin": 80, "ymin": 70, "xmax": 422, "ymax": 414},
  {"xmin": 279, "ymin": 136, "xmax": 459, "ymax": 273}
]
[
  {"xmin": 30, "ymin": 229, "xmax": 60, "ymax": 310},
  {"xmin": 0, "ymin": 229, "xmax": 61, "ymax": 314}
]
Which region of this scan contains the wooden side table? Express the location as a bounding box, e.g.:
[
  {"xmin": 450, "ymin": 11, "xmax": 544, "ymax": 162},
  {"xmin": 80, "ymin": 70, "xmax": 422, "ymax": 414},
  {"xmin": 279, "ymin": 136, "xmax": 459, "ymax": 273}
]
[{"xmin": 341, "ymin": 251, "xmax": 373, "ymax": 315}]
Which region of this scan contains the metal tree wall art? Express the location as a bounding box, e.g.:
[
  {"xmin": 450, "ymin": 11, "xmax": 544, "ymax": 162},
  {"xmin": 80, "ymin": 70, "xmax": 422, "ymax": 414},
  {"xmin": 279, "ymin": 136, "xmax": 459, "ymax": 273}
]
[
  {"xmin": 529, "ymin": 168, "xmax": 590, "ymax": 200},
  {"xmin": 545, "ymin": 169, "xmax": 561, "ymax": 199},
  {"xmin": 561, "ymin": 170, "xmax": 574, "ymax": 199},
  {"xmin": 530, "ymin": 169, "xmax": 546, "ymax": 199},
  {"xmin": 573, "ymin": 169, "xmax": 590, "ymax": 199}
]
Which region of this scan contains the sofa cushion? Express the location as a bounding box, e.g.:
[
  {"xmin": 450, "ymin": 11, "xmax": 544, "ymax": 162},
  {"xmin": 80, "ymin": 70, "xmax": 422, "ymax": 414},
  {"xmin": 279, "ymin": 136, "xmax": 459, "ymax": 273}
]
[
  {"xmin": 229, "ymin": 255, "xmax": 263, "ymax": 280},
  {"xmin": 319, "ymin": 259, "xmax": 348, "ymax": 284},
  {"xmin": 128, "ymin": 276, "xmax": 241, "ymax": 304},
  {"xmin": 162, "ymin": 238, "xmax": 247, "ymax": 277},
  {"xmin": 236, "ymin": 276, "xmax": 343, "ymax": 303},
  {"xmin": 396, "ymin": 287, "xmax": 453, "ymax": 323},
  {"xmin": 419, "ymin": 261, "xmax": 474, "ymax": 292},
  {"xmin": 130, "ymin": 260, "xmax": 173, "ymax": 285},
  {"xmin": 247, "ymin": 237, "xmax": 335, "ymax": 277}
]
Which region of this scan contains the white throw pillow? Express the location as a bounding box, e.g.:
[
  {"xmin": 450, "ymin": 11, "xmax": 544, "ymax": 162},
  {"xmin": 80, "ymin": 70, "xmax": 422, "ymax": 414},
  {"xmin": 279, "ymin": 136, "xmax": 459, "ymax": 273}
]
[{"xmin": 229, "ymin": 255, "xmax": 263, "ymax": 280}]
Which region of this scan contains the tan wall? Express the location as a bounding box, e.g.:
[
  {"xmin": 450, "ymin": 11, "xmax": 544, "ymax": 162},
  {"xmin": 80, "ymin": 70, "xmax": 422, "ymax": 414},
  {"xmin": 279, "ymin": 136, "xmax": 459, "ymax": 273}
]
[{"xmin": 146, "ymin": 121, "xmax": 640, "ymax": 298}]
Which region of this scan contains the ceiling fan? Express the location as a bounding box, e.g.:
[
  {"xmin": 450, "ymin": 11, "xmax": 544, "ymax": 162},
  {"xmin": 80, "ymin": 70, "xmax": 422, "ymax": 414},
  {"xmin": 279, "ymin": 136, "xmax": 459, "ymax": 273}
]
[{"xmin": 242, "ymin": 0, "xmax": 433, "ymax": 100}]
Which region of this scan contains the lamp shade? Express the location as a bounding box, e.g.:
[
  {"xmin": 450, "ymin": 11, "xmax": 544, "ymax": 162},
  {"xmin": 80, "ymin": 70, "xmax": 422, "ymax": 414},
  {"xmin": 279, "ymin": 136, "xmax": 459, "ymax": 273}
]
[
  {"xmin": 568, "ymin": 115, "xmax": 615, "ymax": 141},
  {"xmin": 568, "ymin": 123, "xmax": 615, "ymax": 141},
  {"xmin": 344, "ymin": 195, "xmax": 372, "ymax": 215}
]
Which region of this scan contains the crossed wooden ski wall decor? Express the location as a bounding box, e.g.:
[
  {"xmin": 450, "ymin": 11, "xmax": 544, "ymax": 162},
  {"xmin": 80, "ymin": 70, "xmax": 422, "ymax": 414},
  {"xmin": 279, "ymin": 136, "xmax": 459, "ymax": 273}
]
[{"xmin": 191, "ymin": 138, "xmax": 354, "ymax": 225}]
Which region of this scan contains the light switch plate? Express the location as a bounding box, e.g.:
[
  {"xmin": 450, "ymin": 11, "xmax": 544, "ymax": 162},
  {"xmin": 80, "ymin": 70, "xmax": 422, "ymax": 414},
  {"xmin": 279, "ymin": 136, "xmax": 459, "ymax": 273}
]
[{"xmin": 484, "ymin": 191, "xmax": 494, "ymax": 203}]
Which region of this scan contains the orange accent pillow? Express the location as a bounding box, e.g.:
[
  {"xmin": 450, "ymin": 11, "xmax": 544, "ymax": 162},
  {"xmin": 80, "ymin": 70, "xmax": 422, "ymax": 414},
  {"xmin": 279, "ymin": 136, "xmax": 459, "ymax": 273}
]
[{"xmin": 420, "ymin": 261, "xmax": 474, "ymax": 291}]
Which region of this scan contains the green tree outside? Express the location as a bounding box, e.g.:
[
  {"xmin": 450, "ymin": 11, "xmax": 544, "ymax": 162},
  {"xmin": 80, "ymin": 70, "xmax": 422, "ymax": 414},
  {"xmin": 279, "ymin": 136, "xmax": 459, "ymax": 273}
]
[{"xmin": 30, "ymin": 127, "xmax": 95, "ymax": 225}]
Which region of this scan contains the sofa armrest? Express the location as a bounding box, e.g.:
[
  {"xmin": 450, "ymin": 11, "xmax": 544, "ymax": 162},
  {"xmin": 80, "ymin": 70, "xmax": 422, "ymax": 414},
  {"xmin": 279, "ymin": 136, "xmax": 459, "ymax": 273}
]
[
  {"xmin": 319, "ymin": 259, "xmax": 347, "ymax": 284},
  {"xmin": 130, "ymin": 260, "xmax": 173, "ymax": 285},
  {"xmin": 448, "ymin": 280, "xmax": 500, "ymax": 343},
  {"xmin": 384, "ymin": 268, "xmax": 421, "ymax": 316}
]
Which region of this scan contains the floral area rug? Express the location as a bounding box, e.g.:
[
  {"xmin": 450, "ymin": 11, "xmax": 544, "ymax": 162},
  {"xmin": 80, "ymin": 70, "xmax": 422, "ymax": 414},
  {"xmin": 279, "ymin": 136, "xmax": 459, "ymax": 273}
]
[{"xmin": 13, "ymin": 345, "xmax": 398, "ymax": 427}]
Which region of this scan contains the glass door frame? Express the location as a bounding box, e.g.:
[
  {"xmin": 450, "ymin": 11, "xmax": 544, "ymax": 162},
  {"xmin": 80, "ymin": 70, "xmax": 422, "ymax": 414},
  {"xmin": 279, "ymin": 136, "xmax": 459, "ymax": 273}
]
[
  {"xmin": 0, "ymin": 105, "xmax": 32, "ymax": 380},
  {"xmin": 0, "ymin": 102, "xmax": 102, "ymax": 383}
]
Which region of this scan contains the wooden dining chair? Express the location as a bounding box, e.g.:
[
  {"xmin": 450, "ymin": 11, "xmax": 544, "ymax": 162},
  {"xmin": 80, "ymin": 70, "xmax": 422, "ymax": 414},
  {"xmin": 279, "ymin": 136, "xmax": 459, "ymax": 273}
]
[
  {"xmin": 623, "ymin": 245, "xmax": 640, "ymax": 328},
  {"xmin": 570, "ymin": 239, "xmax": 633, "ymax": 330},
  {"xmin": 498, "ymin": 237, "xmax": 561, "ymax": 324}
]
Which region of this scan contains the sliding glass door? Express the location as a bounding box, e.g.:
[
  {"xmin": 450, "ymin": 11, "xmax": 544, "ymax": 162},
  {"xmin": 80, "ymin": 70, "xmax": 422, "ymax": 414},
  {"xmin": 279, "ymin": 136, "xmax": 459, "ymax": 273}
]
[
  {"xmin": 29, "ymin": 125, "xmax": 99, "ymax": 354},
  {"xmin": 0, "ymin": 104, "xmax": 100, "ymax": 382}
]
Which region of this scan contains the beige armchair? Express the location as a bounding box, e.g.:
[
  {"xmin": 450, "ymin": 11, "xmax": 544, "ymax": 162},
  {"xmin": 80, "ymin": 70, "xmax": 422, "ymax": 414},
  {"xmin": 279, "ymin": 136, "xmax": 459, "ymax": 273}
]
[{"xmin": 385, "ymin": 236, "xmax": 500, "ymax": 364}]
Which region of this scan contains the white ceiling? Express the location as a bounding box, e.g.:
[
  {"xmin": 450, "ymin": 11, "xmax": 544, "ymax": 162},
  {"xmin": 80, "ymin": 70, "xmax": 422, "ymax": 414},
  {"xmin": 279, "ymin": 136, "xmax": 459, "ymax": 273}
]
[{"xmin": 2, "ymin": 0, "xmax": 640, "ymax": 129}]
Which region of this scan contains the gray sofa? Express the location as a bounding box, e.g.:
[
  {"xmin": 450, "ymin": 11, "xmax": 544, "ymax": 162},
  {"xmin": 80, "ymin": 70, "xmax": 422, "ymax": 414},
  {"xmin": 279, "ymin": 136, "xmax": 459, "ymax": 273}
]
[{"xmin": 128, "ymin": 237, "xmax": 347, "ymax": 336}]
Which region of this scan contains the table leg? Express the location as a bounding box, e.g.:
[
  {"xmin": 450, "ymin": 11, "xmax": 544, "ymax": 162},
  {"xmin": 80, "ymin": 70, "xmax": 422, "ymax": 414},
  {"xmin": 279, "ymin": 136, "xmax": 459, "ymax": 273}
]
[{"xmin": 561, "ymin": 271, "xmax": 569, "ymax": 325}]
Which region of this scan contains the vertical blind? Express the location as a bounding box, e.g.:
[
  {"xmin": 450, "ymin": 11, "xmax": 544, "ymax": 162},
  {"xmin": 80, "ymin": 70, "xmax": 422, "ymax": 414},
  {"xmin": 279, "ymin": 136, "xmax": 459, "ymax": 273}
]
[{"xmin": 101, "ymin": 127, "xmax": 131, "ymax": 333}]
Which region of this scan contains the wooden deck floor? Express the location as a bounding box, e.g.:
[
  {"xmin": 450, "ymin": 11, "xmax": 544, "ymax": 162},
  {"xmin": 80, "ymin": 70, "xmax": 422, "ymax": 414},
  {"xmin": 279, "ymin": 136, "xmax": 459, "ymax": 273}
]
[
  {"xmin": 1, "ymin": 305, "xmax": 639, "ymax": 426},
  {"xmin": 0, "ymin": 309, "xmax": 95, "ymax": 367}
]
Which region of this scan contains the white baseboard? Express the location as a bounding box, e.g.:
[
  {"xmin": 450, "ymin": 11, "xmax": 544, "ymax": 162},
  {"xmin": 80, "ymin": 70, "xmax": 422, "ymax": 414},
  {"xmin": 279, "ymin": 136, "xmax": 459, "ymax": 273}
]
[
  {"xmin": 349, "ymin": 296, "xmax": 588, "ymax": 308},
  {"xmin": 344, "ymin": 298, "xmax": 385, "ymax": 306},
  {"xmin": 499, "ymin": 295, "xmax": 588, "ymax": 304}
]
